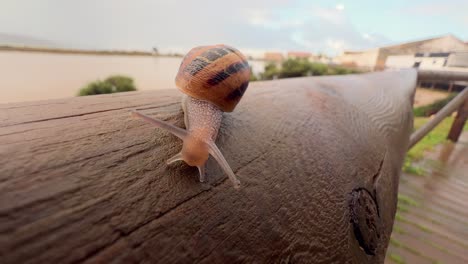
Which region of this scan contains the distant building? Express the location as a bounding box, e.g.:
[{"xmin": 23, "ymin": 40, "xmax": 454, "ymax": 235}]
[
  {"xmin": 385, "ymin": 55, "xmax": 415, "ymax": 68},
  {"xmin": 386, "ymin": 51, "xmax": 468, "ymax": 91},
  {"xmin": 312, "ymin": 54, "xmax": 332, "ymax": 64},
  {"xmin": 287, "ymin": 51, "xmax": 312, "ymax": 60},
  {"xmin": 335, "ymin": 49, "xmax": 380, "ymax": 70},
  {"xmin": 385, "ymin": 52, "xmax": 468, "ymax": 69},
  {"xmin": 264, "ymin": 52, "xmax": 284, "ymax": 62},
  {"xmin": 447, "ymin": 52, "xmax": 468, "ymax": 68},
  {"xmin": 335, "ymin": 34, "xmax": 468, "ymax": 70}
]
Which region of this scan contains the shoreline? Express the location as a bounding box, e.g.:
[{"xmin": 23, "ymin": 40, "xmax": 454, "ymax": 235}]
[
  {"xmin": 0, "ymin": 45, "xmax": 267, "ymax": 61},
  {"xmin": 0, "ymin": 45, "xmax": 182, "ymax": 57}
]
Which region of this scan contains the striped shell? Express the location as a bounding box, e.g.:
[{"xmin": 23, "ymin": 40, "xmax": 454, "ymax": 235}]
[{"xmin": 175, "ymin": 44, "xmax": 250, "ymax": 112}]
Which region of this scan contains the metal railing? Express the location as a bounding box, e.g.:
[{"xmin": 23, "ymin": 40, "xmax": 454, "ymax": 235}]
[{"xmin": 408, "ymin": 70, "xmax": 468, "ymax": 149}]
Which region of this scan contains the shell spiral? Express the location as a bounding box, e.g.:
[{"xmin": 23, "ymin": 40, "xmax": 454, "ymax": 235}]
[{"xmin": 175, "ymin": 44, "xmax": 251, "ymax": 112}]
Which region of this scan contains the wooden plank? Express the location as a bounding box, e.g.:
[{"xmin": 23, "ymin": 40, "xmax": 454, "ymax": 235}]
[{"xmin": 0, "ymin": 70, "xmax": 417, "ymax": 263}]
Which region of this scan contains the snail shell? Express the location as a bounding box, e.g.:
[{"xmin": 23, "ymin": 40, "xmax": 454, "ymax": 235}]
[
  {"xmin": 175, "ymin": 44, "xmax": 251, "ymax": 112},
  {"xmin": 132, "ymin": 44, "xmax": 249, "ymax": 189}
]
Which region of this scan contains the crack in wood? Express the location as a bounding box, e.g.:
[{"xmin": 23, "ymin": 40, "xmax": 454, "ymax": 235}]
[
  {"xmin": 82, "ymin": 153, "xmax": 262, "ymax": 262},
  {"xmin": 372, "ymin": 153, "xmax": 386, "ymax": 187},
  {"xmin": 0, "ymin": 102, "xmax": 180, "ymax": 128},
  {"xmin": 349, "ymin": 188, "xmax": 381, "ymax": 256},
  {"xmin": 27, "ymin": 141, "xmax": 148, "ymax": 176}
]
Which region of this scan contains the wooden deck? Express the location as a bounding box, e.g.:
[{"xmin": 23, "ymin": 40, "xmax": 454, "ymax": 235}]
[{"xmin": 385, "ymin": 132, "xmax": 468, "ymax": 264}]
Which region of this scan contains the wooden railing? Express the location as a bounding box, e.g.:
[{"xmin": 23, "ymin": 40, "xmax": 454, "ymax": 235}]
[
  {"xmin": 408, "ymin": 70, "xmax": 468, "ymax": 148},
  {"xmin": 0, "ymin": 70, "xmax": 417, "ymax": 264}
]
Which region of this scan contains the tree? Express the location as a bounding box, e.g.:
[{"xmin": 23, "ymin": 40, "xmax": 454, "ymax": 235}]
[
  {"xmin": 279, "ymin": 58, "xmax": 310, "ymax": 78},
  {"xmin": 309, "ymin": 63, "xmax": 328, "ymax": 76},
  {"xmin": 78, "ymin": 75, "xmax": 137, "ymax": 96},
  {"xmin": 261, "ymin": 62, "xmax": 280, "ymax": 80},
  {"xmin": 105, "ymin": 75, "xmax": 137, "ymax": 92}
]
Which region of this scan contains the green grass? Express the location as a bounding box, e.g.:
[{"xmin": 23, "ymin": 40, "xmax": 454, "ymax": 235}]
[
  {"xmin": 395, "ymin": 192, "xmax": 444, "ymax": 228},
  {"xmin": 390, "ymin": 218, "xmax": 463, "ymax": 261},
  {"xmin": 391, "ymin": 224, "xmax": 459, "ymax": 259},
  {"xmin": 398, "ymin": 194, "xmax": 420, "ymax": 207},
  {"xmin": 413, "ymin": 93, "xmax": 456, "ymax": 117},
  {"xmin": 397, "ymin": 180, "xmax": 468, "ymax": 225},
  {"xmin": 403, "ymin": 116, "xmax": 468, "ymax": 175},
  {"xmin": 414, "ymin": 222, "xmax": 432, "ymax": 233},
  {"xmin": 393, "ymin": 225, "xmax": 407, "ymax": 235},
  {"xmin": 252, "ymin": 58, "xmax": 362, "ymax": 81},
  {"xmin": 402, "ymin": 160, "xmax": 425, "ymax": 175},
  {"xmin": 394, "ymin": 212, "xmax": 432, "ymax": 234},
  {"xmin": 390, "ymin": 237, "xmax": 404, "ymax": 248},
  {"xmin": 388, "ymin": 253, "xmax": 406, "ymax": 264},
  {"xmin": 394, "ymin": 211, "xmax": 468, "ymax": 249},
  {"xmin": 395, "ymin": 212, "xmax": 405, "ymax": 222},
  {"xmin": 390, "ymin": 238, "xmax": 439, "ymax": 263},
  {"xmin": 408, "ymin": 117, "xmax": 454, "ymax": 160},
  {"xmin": 427, "ymin": 241, "xmax": 451, "ymax": 255},
  {"xmin": 397, "ymin": 203, "xmax": 409, "ymax": 213}
]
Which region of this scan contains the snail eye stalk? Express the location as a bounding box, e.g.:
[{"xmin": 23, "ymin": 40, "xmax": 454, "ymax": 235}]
[{"xmin": 132, "ymin": 110, "xmax": 240, "ymax": 189}]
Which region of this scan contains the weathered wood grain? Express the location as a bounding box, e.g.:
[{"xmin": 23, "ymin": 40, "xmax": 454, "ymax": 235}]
[{"xmin": 0, "ymin": 70, "xmax": 416, "ymax": 263}]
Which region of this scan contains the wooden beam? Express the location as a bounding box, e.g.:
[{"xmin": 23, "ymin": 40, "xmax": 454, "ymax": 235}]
[
  {"xmin": 0, "ymin": 70, "xmax": 416, "ymax": 263},
  {"xmin": 418, "ymin": 69, "xmax": 468, "ymax": 82},
  {"xmin": 447, "ymin": 96, "xmax": 468, "ymax": 142}
]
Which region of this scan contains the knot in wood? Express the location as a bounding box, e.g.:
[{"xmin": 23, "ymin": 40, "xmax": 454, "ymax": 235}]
[{"xmin": 349, "ymin": 188, "xmax": 381, "ymax": 256}]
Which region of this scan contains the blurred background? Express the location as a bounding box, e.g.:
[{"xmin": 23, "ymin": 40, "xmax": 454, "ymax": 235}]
[
  {"xmin": 1, "ymin": 0, "xmax": 467, "ymax": 103},
  {"xmin": 1, "ymin": 1, "xmax": 467, "ymax": 263}
]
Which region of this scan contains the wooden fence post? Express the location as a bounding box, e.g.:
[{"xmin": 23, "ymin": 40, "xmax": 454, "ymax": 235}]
[
  {"xmin": 408, "ymin": 87, "xmax": 468, "ymax": 148},
  {"xmin": 447, "ymin": 95, "xmax": 468, "ymax": 142}
]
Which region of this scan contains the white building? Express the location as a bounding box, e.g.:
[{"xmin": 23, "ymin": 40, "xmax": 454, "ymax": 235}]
[
  {"xmin": 335, "ymin": 34, "xmax": 468, "ymax": 71},
  {"xmin": 385, "ymin": 52, "xmax": 468, "ymax": 70}
]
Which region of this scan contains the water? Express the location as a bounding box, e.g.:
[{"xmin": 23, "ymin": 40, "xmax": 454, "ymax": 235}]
[{"xmin": 0, "ymin": 51, "xmax": 265, "ymax": 104}]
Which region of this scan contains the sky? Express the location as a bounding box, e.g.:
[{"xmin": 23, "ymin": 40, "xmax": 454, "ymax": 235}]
[{"xmin": 0, "ymin": 0, "xmax": 467, "ymax": 56}]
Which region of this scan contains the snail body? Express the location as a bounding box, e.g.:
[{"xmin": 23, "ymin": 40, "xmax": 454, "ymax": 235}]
[{"xmin": 133, "ymin": 44, "xmax": 250, "ymax": 189}]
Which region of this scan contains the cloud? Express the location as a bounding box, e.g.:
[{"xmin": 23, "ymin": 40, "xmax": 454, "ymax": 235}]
[
  {"xmin": 402, "ymin": 1, "xmax": 468, "ymax": 15},
  {"xmin": 335, "ymin": 4, "xmax": 345, "ymax": 11},
  {"xmin": 312, "ymin": 7, "xmax": 346, "ymax": 25},
  {"xmin": 246, "ymin": 9, "xmax": 304, "ymax": 29},
  {"xmin": 0, "ymin": 0, "xmax": 392, "ymax": 56},
  {"xmin": 244, "ymin": 4, "xmax": 391, "ymax": 55},
  {"xmin": 401, "ymin": 1, "xmax": 468, "ymax": 27},
  {"xmin": 283, "ymin": 6, "xmax": 390, "ymax": 54}
]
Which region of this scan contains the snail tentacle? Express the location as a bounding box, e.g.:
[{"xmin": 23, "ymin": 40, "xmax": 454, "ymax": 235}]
[
  {"xmin": 207, "ymin": 141, "xmax": 241, "ymax": 189},
  {"xmin": 132, "ymin": 111, "xmax": 188, "ymax": 140},
  {"xmin": 166, "ymin": 152, "xmax": 183, "ymax": 165},
  {"xmin": 197, "ymin": 165, "xmax": 206, "ymax": 182},
  {"xmin": 132, "ymin": 110, "xmax": 238, "ymax": 187}
]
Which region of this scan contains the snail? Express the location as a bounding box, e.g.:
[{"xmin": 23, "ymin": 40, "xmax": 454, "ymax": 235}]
[{"xmin": 132, "ymin": 44, "xmax": 250, "ymax": 189}]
